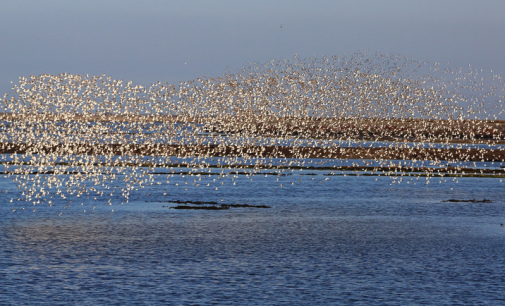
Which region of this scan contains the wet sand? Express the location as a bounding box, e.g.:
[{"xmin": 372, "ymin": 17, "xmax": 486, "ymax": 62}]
[
  {"xmin": 2, "ymin": 116, "xmax": 504, "ymax": 163},
  {"xmin": 1, "ymin": 142, "xmax": 504, "ymax": 162},
  {"xmin": 2, "ymin": 112, "xmax": 505, "ymax": 141}
]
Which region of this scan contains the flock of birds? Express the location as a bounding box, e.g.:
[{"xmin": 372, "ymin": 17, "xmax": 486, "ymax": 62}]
[{"xmin": 0, "ymin": 51, "xmax": 504, "ymax": 211}]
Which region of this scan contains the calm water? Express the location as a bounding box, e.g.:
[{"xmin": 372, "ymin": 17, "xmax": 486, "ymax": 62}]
[{"xmin": 1, "ymin": 170, "xmax": 505, "ymax": 305}]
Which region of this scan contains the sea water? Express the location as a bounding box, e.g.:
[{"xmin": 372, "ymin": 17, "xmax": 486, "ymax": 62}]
[{"xmin": 1, "ymin": 170, "xmax": 505, "ymax": 304}]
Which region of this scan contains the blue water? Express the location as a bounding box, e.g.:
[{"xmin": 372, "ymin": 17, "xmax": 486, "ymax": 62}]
[{"xmin": 1, "ymin": 171, "xmax": 505, "ymax": 304}]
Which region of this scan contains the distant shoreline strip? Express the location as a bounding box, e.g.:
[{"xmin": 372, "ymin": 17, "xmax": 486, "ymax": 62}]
[{"xmin": 1, "ymin": 142, "xmax": 504, "ymax": 162}]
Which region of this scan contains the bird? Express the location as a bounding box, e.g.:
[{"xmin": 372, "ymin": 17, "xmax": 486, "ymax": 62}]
[{"xmin": 0, "ymin": 51, "xmax": 503, "ymax": 210}]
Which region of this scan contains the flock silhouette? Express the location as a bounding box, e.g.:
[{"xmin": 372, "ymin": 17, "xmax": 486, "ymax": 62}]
[{"xmin": 1, "ymin": 51, "xmax": 504, "ymax": 210}]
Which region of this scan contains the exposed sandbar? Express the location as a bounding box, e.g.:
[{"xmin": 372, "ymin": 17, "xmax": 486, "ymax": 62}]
[{"xmin": 1, "ymin": 142, "xmax": 504, "ymax": 162}]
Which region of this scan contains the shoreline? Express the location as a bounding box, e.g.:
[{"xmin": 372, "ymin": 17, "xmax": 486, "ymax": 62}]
[
  {"xmin": 2, "ymin": 114, "xmax": 505, "ymax": 142},
  {"xmin": 1, "ymin": 142, "xmax": 504, "ymax": 162}
]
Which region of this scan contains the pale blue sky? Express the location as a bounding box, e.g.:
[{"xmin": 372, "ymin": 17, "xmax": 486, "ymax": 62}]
[{"xmin": 1, "ymin": 0, "xmax": 505, "ymax": 95}]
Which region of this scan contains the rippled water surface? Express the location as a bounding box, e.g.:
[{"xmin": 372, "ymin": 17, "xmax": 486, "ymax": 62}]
[{"xmin": 1, "ymin": 172, "xmax": 505, "ymax": 304}]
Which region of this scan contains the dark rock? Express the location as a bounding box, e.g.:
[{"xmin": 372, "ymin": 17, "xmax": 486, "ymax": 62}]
[
  {"xmin": 171, "ymin": 205, "xmax": 229, "ymax": 210},
  {"xmin": 443, "ymin": 199, "xmax": 493, "ymax": 203}
]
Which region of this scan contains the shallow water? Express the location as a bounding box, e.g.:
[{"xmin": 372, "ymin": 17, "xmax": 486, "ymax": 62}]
[{"xmin": 1, "ymin": 172, "xmax": 505, "ymax": 304}]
